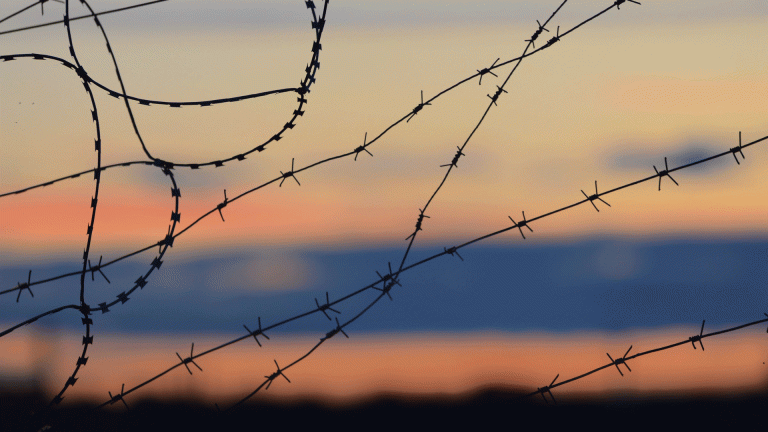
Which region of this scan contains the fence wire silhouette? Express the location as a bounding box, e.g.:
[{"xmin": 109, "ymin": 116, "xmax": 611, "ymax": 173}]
[{"xmin": 1, "ymin": 0, "xmax": 766, "ymax": 424}]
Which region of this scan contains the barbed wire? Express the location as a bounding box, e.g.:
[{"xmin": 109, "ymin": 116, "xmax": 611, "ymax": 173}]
[
  {"xmin": 0, "ymin": 0, "xmax": 169, "ymax": 35},
  {"xmin": 92, "ymin": 129, "xmax": 767, "ymax": 409},
  {"xmin": 2, "ymin": 0, "xmax": 634, "ymax": 306},
  {"xmin": 2, "ymin": 0, "xmax": 329, "ymax": 169},
  {"xmin": 526, "ymin": 315, "xmax": 768, "ymax": 404},
  {"xmin": 1, "ymin": 0, "xmax": 764, "ymax": 419},
  {"xmin": 3, "ymin": 0, "xmax": 621, "ymax": 199}
]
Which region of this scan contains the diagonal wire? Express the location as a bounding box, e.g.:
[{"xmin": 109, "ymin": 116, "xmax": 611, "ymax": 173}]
[
  {"xmin": 524, "ymin": 315, "xmax": 768, "ymax": 401},
  {"xmin": 57, "ymin": 0, "xmax": 329, "ymax": 166},
  {"xmin": 5, "ymin": 0, "xmax": 612, "ymax": 198},
  {"xmin": 88, "ymin": 128, "xmax": 766, "ymax": 408},
  {"xmin": 0, "ymin": 0, "xmax": 43, "ymax": 25},
  {"xmin": 0, "ymin": 0, "xmax": 171, "ymax": 35},
  {"xmin": 2, "ymin": 0, "xmax": 635, "ymax": 299},
  {"xmin": 2, "ymin": 0, "xmax": 763, "ymax": 409}
]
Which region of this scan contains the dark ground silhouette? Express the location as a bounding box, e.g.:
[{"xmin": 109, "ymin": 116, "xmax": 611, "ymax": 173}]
[{"xmin": 3, "ymin": 385, "xmax": 767, "ymax": 432}]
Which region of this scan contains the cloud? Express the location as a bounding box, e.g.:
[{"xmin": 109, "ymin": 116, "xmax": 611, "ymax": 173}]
[{"xmin": 607, "ymin": 139, "xmax": 731, "ymax": 175}]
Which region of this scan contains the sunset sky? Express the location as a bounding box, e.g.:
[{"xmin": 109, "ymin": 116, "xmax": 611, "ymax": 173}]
[{"xmin": 1, "ymin": 0, "xmax": 766, "ymax": 406}]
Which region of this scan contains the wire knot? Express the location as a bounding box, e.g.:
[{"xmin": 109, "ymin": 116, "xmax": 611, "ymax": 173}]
[
  {"xmin": 264, "ymin": 360, "xmax": 290, "ymax": 389},
  {"xmin": 88, "ymin": 256, "xmax": 111, "ymax": 283},
  {"xmin": 406, "ymin": 91, "xmax": 431, "ymax": 122},
  {"xmin": 440, "ymin": 146, "xmax": 466, "ymax": 168},
  {"xmin": 542, "ymin": 26, "xmax": 561, "ymax": 49},
  {"xmin": 108, "ymin": 384, "xmax": 129, "ymax": 410},
  {"xmin": 538, "ymin": 374, "xmax": 559, "ymax": 404},
  {"xmin": 688, "ymin": 320, "xmax": 706, "ymax": 350},
  {"xmin": 581, "ymin": 180, "xmax": 611, "ymax": 212},
  {"xmin": 508, "ymin": 211, "xmax": 533, "ymax": 239},
  {"xmin": 176, "ymin": 343, "xmax": 203, "ymax": 375},
  {"xmin": 280, "ymin": 158, "xmax": 301, "ymax": 186},
  {"xmin": 615, "ymin": 0, "xmax": 641, "ymax": 10},
  {"xmin": 78, "ymin": 302, "xmax": 91, "ymax": 318},
  {"xmin": 217, "ymin": 190, "xmax": 228, "ymax": 221},
  {"xmin": 487, "ymin": 85, "xmax": 508, "ymax": 106},
  {"xmin": 444, "ymin": 246, "xmax": 464, "ymax": 261},
  {"xmin": 606, "ymin": 345, "xmax": 633, "ymax": 376},
  {"xmin": 731, "ymin": 131, "xmax": 746, "ymax": 165},
  {"xmin": 315, "ymin": 292, "xmax": 340, "ymax": 320},
  {"xmin": 653, "ymin": 157, "xmax": 679, "ymax": 191},
  {"xmin": 374, "ymin": 262, "xmax": 402, "ymax": 300},
  {"xmin": 243, "ymin": 317, "xmax": 270, "ymax": 347},
  {"xmin": 159, "ymin": 226, "xmax": 175, "ymax": 249},
  {"xmin": 15, "ymin": 270, "xmax": 34, "ymax": 303},
  {"xmin": 354, "ymin": 132, "xmax": 373, "ymax": 161},
  {"xmin": 477, "ymin": 58, "xmax": 500, "ymax": 85},
  {"xmin": 405, "ymin": 208, "xmax": 430, "ymax": 240},
  {"xmin": 526, "ymin": 20, "xmax": 549, "ymax": 48},
  {"xmin": 322, "ymin": 317, "xmax": 349, "ymax": 341}
]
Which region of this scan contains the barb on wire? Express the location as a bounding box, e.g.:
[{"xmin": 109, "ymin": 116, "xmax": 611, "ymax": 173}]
[
  {"xmin": 107, "ymin": 383, "xmax": 129, "ymax": 410},
  {"xmin": 376, "ymin": 262, "xmax": 402, "ymax": 289},
  {"xmin": 15, "ymin": 270, "xmax": 34, "ymax": 303},
  {"xmin": 731, "ymin": 131, "xmax": 746, "ymax": 165},
  {"xmin": 615, "ymin": 0, "xmax": 641, "ymax": 11},
  {"xmin": 477, "ymin": 58, "xmax": 499, "ymax": 85},
  {"xmin": 0, "ymin": 0, "xmax": 63, "ymax": 26},
  {"xmin": 264, "ymin": 360, "xmax": 290, "ymax": 390},
  {"xmin": 4, "ymin": 0, "xmax": 639, "ymax": 201},
  {"xmin": 315, "ymin": 292, "xmax": 340, "ymax": 320},
  {"xmin": 525, "ymin": 20, "xmax": 549, "ymax": 48},
  {"xmin": 524, "ymin": 315, "xmax": 768, "ymax": 402},
  {"xmin": 541, "ymin": 26, "xmax": 561, "ymax": 50},
  {"xmin": 91, "ymin": 130, "xmax": 768, "ymax": 408},
  {"xmin": 6, "ymin": 0, "xmax": 765, "ymax": 411},
  {"xmin": 654, "ymin": 157, "xmax": 679, "ymax": 190},
  {"xmin": 0, "ymin": 0, "xmax": 170, "ymax": 36},
  {"xmin": 606, "ymin": 345, "xmax": 633, "ymax": 377},
  {"xmin": 1, "ymin": 0, "xmax": 630, "ymax": 203},
  {"xmin": 88, "ymin": 256, "xmax": 111, "ymax": 283},
  {"xmin": 51, "ymin": 311, "xmax": 93, "ymax": 406},
  {"xmin": 175, "ymin": 343, "xmax": 203, "ymax": 375},
  {"xmin": 440, "ymin": 146, "xmax": 466, "ymax": 168},
  {"xmin": 405, "ymin": 209, "xmax": 430, "ymax": 241},
  {"xmin": 508, "ymin": 211, "xmax": 533, "ymax": 239},
  {"xmin": 537, "ymin": 374, "xmax": 559, "ymax": 404},
  {"xmin": 354, "ymin": 132, "xmax": 373, "ymax": 161},
  {"xmin": 444, "ymin": 246, "xmax": 463, "ymax": 261},
  {"xmin": 217, "ymin": 190, "xmax": 228, "ymax": 222},
  {"xmin": 322, "ymin": 317, "xmax": 349, "ymax": 341},
  {"xmin": 581, "ymin": 180, "xmax": 611, "ymax": 212},
  {"xmin": 220, "ymin": 0, "xmax": 574, "ymax": 409},
  {"xmin": 243, "ymin": 317, "xmax": 270, "ymax": 347},
  {"xmin": 372, "ymin": 283, "xmax": 395, "ymax": 301},
  {"xmin": 689, "ymin": 320, "xmax": 706, "ymax": 350},
  {"xmin": 406, "ymin": 90, "xmax": 431, "ymax": 122},
  {"xmin": 487, "ymin": 85, "xmax": 508, "ymax": 106},
  {"xmin": 3, "ymin": 0, "xmax": 330, "ymax": 172},
  {"xmin": 279, "ymin": 158, "xmax": 301, "ymax": 187}
]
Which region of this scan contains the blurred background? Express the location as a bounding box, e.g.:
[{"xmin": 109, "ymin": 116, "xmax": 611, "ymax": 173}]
[{"xmin": 1, "ymin": 0, "xmax": 767, "ymax": 417}]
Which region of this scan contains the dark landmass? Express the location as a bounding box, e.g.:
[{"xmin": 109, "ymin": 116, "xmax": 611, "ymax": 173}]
[{"xmin": 3, "ymin": 386, "xmax": 767, "ymax": 432}]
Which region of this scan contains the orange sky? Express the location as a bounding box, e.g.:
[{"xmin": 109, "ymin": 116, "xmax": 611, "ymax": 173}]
[
  {"xmin": 2, "ymin": 1, "xmax": 767, "ymax": 262},
  {"xmin": 1, "ymin": 0, "xmax": 767, "ymax": 410},
  {"xmin": 3, "ymin": 328, "xmax": 766, "ymax": 405}
]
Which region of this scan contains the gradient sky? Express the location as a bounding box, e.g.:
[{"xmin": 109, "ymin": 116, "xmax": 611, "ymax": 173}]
[{"xmin": 1, "ymin": 0, "xmax": 766, "ymax": 403}]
